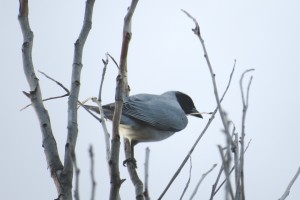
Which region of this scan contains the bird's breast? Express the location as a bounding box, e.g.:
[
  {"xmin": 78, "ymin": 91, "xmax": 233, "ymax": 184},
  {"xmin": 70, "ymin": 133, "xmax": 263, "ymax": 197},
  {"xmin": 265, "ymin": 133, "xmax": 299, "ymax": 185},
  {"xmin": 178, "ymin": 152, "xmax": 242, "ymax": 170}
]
[{"xmin": 119, "ymin": 124, "xmax": 176, "ymax": 143}]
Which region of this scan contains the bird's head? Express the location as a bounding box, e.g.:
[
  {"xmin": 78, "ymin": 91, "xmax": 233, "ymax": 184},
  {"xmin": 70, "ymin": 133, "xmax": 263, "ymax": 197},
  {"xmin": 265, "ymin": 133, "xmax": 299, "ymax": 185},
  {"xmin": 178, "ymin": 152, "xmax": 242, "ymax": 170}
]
[{"xmin": 175, "ymin": 91, "xmax": 203, "ymax": 118}]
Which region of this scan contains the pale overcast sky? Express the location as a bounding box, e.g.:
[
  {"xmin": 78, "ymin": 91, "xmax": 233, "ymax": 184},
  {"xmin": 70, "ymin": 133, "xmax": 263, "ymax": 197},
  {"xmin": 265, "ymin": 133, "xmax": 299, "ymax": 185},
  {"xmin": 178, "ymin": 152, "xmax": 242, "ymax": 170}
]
[{"xmin": 1, "ymin": 0, "xmax": 300, "ymax": 199}]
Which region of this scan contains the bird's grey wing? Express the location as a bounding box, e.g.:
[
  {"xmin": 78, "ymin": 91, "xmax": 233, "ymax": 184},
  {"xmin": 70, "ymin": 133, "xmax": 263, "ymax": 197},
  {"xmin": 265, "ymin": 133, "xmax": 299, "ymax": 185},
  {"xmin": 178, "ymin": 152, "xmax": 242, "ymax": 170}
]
[{"xmin": 122, "ymin": 94, "xmax": 188, "ymax": 132}]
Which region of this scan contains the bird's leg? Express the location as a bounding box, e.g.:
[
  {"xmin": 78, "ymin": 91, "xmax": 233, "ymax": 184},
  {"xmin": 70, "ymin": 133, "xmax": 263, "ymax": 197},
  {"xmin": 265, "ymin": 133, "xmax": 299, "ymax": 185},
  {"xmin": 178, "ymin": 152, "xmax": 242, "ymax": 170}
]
[{"xmin": 123, "ymin": 140, "xmax": 137, "ymax": 168}]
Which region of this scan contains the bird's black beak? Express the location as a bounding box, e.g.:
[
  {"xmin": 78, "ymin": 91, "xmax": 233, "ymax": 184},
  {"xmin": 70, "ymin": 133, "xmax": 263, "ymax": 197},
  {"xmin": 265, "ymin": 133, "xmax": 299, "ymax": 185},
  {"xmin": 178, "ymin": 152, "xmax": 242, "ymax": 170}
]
[{"xmin": 190, "ymin": 108, "xmax": 203, "ymax": 118}]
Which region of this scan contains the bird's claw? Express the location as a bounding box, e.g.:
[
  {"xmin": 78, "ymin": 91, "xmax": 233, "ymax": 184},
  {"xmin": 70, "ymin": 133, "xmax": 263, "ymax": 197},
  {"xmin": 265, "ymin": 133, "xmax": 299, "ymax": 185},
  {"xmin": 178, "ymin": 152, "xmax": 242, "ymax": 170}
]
[{"xmin": 123, "ymin": 158, "xmax": 137, "ymax": 168}]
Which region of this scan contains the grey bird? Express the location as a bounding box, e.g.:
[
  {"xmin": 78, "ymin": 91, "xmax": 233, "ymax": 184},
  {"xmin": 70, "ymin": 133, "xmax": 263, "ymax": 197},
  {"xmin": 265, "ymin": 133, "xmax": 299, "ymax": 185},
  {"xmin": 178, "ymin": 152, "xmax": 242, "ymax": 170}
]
[{"xmin": 87, "ymin": 91, "xmax": 202, "ymax": 166}]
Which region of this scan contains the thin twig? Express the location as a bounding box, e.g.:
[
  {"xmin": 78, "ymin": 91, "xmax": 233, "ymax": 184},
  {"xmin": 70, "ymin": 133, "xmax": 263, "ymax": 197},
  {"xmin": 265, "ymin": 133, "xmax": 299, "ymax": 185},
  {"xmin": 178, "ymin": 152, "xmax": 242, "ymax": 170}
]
[
  {"xmin": 233, "ymin": 132, "xmax": 240, "ymax": 200},
  {"xmin": 181, "ymin": 9, "xmax": 231, "ymax": 144},
  {"xmin": 240, "ymin": 69, "xmax": 255, "ymax": 106},
  {"xmin": 144, "ymin": 147, "xmax": 150, "ymax": 200},
  {"xmin": 158, "ymin": 58, "xmax": 235, "ymax": 200},
  {"xmin": 218, "ymin": 146, "xmax": 234, "ymax": 200},
  {"xmin": 20, "ymin": 71, "xmax": 70, "ymax": 111},
  {"xmin": 239, "ymin": 69, "xmax": 254, "ymax": 200},
  {"xmin": 190, "ymin": 163, "xmax": 217, "ymax": 200},
  {"xmin": 278, "ymin": 167, "xmax": 300, "ymax": 200},
  {"xmin": 99, "ymin": 54, "xmax": 108, "ymax": 101},
  {"xmin": 79, "ymin": 101, "xmax": 102, "ymax": 122},
  {"xmin": 38, "ymin": 70, "xmax": 70, "ymax": 93},
  {"xmin": 94, "ymin": 54, "xmax": 111, "ymax": 162},
  {"xmin": 180, "ymin": 157, "xmax": 193, "ymax": 200},
  {"xmin": 210, "ymin": 127, "xmax": 236, "ymax": 200},
  {"xmin": 107, "ymin": 53, "xmax": 119, "ymax": 69},
  {"xmin": 211, "ymin": 139, "xmax": 252, "ymax": 199},
  {"xmin": 89, "ymin": 145, "xmax": 96, "ymax": 200}
]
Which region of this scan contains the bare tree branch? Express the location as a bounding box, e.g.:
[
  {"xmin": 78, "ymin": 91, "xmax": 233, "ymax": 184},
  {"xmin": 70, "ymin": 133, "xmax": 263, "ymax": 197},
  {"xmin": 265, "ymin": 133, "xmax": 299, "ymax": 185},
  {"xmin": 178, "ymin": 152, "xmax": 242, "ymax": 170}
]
[
  {"xmin": 89, "ymin": 145, "xmax": 96, "ymax": 200},
  {"xmin": 158, "ymin": 59, "xmax": 235, "ymax": 200},
  {"xmin": 218, "ymin": 146, "xmax": 234, "ymax": 200},
  {"xmin": 238, "ymin": 69, "xmax": 254, "ymax": 200},
  {"xmin": 38, "ymin": 70, "xmax": 70, "ymax": 94},
  {"xmin": 144, "ymin": 147, "xmax": 150, "ymax": 200},
  {"xmin": 278, "ymin": 167, "xmax": 300, "ymax": 200},
  {"xmin": 190, "ymin": 163, "xmax": 217, "ymax": 200},
  {"xmin": 63, "ymin": 1, "xmax": 96, "ymax": 198},
  {"xmin": 210, "ymin": 139, "xmax": 252, "ymax": 200},
  {"xmin": 94, "ymin": 54, "xmax": 111, "ymax": 162},
  {"xmin": 181, "ymin": 9, "xmax": 231, "ymax": 142},
  {"xmin": 180, "ymin": 157, "xmax": 193, "ymax": 200},
  {"xmin": 70, "ymin": 146, "xmax": 80, "ymax": 200},
  {"xmin": 233, "ymin": 132, "xmax": 240, "ymax": 200},
  {"xmin": 109, "ymin": 1, "xmax": 140, "ymax": 199},
  {"xmin": 79, "ymin": 101, "xmax": 102, "ymax": 123},
  {"xmin": 209, "ymin": 162, "xmax": 225, "ymax": 200},
  {"xmin": 20, "ymin": 70, "xmax": 70, "ymax": 111},
  {"xmin": 107, "ymin": 52, "xmax": 119, "ymax": 69},
  {"xmin": 18, "ymin": 0, "xmax": 64, "ymax": 198}
]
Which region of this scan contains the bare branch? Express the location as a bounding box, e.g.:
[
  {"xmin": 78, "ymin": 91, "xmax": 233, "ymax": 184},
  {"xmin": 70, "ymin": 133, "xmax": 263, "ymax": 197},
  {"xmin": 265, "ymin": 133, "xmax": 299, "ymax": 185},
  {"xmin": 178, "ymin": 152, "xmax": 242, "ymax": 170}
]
[
  {"xmin": 180, "ymin": 157, "xmax": 193, "ymax": 200},
  {"xmin": 278, "ymin": 167, "xmax": 300, "ymax": 200},
  {"xmin": 239, "ymin": 69, "xmax": 254, "ymax": 200},
  {"xmin": 109, "ymin": 1, "xmax": 140, "ymax": 199},
  {"xmin": 20, "ymin": 71, "xmax": 70, "ymax": 111},
  {"xmin": 211, "ymin": 139, "xmax": 252, "ymax": 199},
  {"xmin": 158, "ymin": 59, "xmax": 235, "ymax": 200},
  {"xmin": 190, "ymin": 163, "xmax": 217, "ymax": 200},
  {"xmin": 70, "ymin": 146, "xmax": 80, "ymax": 200},
  {"xmin": 65, "ymin": 2, "xmax": 96, "ymax": 198},
  {"xmin": 38, "ymin": 70, "xmax": 70, "ymax": 94},
  {"xmin": 240, "ymin": 69, "xmax": 255, "ymax": 107},
  {"xmin": 233, "ymin": 132, "xmax": 240, "ymax": 200},
  {"xmin": 209, "ymin": 163, "xmax": 224, "ymax": 200},
  {"xmin": 107, "ymin": 53, "xmax": 119, "ymax": 69},
  {"xmin": 93, "ymin": 54, "xmax": 111, "ymax": 162},
  {"xmin": 18, "ymin": 0, "xmax": 64, "ymax": 198},
  {"xmin": 182, "ymin": 9, "xmax": 231, "ymax": 145},
  {"xmin": 89, "ymin": 145, "xmax": 96, "ymax": 200},
  {"xmin": 218, "ymin": 146, "xmax": 234, "ymax": 200},
  {"xmin": 79, "ymin": 101, "xmax": 102, "ymax": 123},
  {"xmin": 98, "ymin": 54, "xmax": 109, "ymax": 101},
  {"xmin": 144, "ymin": 147, "xmax": 150, "ymax": 200}
]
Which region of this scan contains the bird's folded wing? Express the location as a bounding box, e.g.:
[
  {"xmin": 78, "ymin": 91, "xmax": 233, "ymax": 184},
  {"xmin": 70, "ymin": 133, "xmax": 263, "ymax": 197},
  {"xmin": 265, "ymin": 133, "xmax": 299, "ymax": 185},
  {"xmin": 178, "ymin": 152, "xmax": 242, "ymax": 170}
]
[{"xmin": 122, "ymin": 95, "xmax": 188, "ymax": 132}]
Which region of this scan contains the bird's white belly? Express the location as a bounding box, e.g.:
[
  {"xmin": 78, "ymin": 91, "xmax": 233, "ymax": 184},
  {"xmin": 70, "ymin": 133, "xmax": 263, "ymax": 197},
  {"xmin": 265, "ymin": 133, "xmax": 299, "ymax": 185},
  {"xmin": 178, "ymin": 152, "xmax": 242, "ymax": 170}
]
[{"xmin": 119, "ymin": 124, "xmax": 175, "ymax": 143}]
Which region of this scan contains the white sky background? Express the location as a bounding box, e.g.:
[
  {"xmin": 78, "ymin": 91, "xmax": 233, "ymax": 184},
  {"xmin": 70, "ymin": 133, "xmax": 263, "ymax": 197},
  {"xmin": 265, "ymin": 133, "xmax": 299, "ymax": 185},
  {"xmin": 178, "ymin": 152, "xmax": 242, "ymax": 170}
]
[{"xmin": 1, "ymin": 0, "xmax": 300, "ymax": 199}]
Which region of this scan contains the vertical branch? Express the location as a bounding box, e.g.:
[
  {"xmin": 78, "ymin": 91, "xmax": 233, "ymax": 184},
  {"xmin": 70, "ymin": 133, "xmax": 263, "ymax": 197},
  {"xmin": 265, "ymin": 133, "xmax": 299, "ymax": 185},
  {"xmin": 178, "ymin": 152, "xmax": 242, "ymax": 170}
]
[
  {"xmin": 89, "ymin": 145, "xmax": 96, "ymax": 200},
  {"xmin": 233, "ymin": 132, "xmax": 240, "ymax": 200},
  {"xmin": 70, "ymin": 147, "xmax": 80, "ymax": 200},
  {"xmin": 65, "ymin": 0, "xmax": 96, "ymax": 198},
  {"xmin": 218, "ymin": 146, "xmax": 234, "ymax": 200},
  {"xmin": 18, "ymin": 0, "xmax": 64, "ymax": 197},
  {"xmin": 210, "ymin": 139, "xmax": 252, "ymax": 200},
  {"xmin": 109, "ymin": 1, "xmax": 140, "ymax": 200},
  {"xmin": 181, "ymin": 9, "xmax": 231, "ymax": 140},
  {"xmin": 144, "ymin": 147, "xmax": 150, "ymax": 200},
  {"xmin": 238, "ymin": 69, "xmax": 254, "ymax": 200},
  {"xmin": 93, "ymin": 54, "xmax": 111, "ymax": 162}
]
